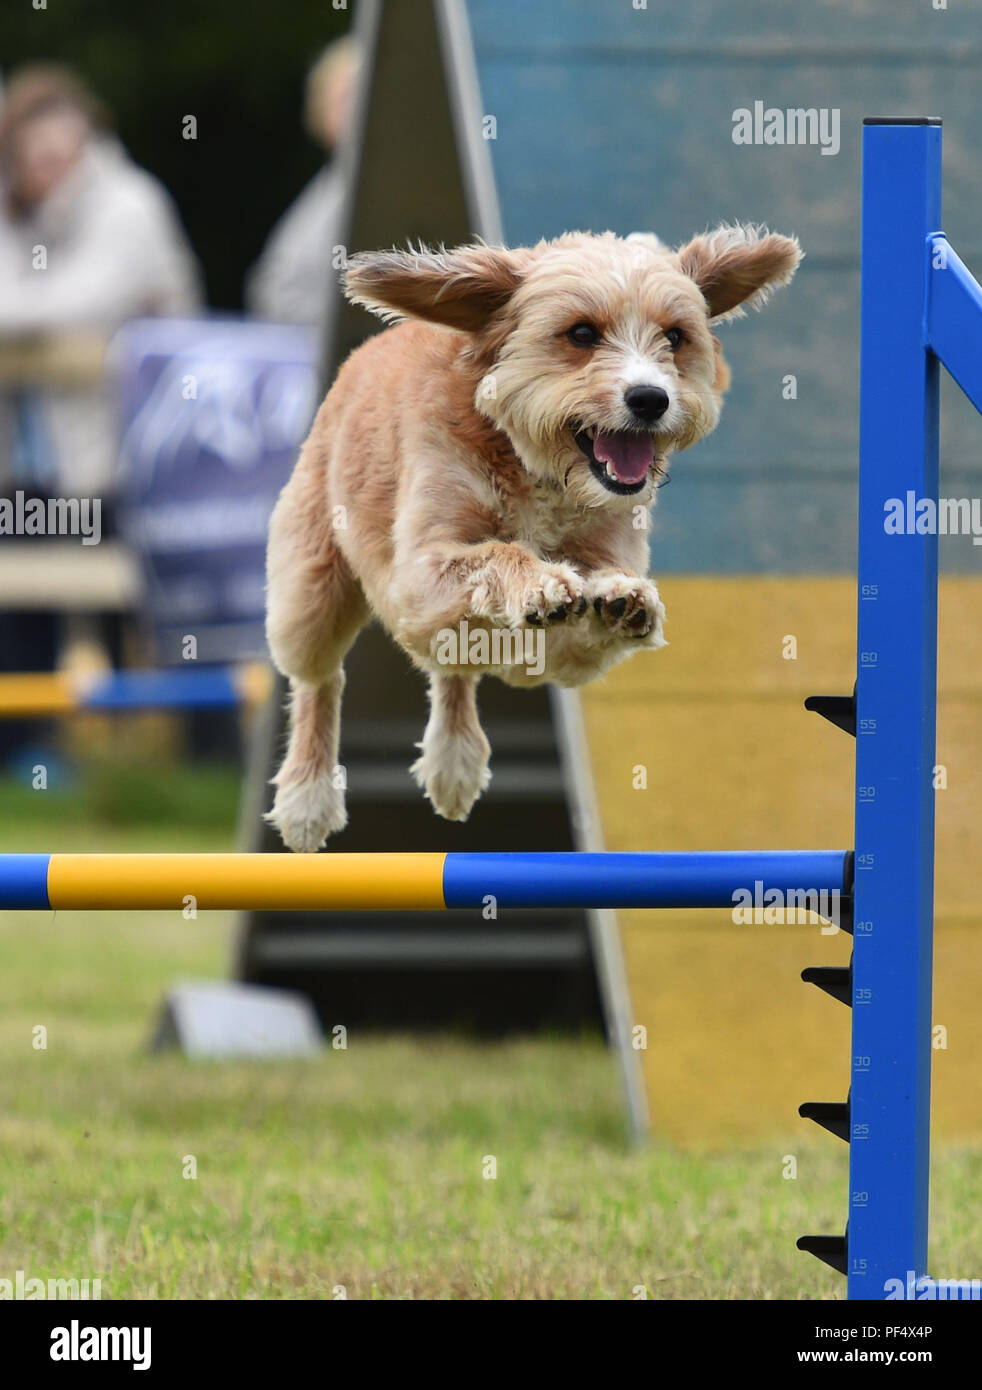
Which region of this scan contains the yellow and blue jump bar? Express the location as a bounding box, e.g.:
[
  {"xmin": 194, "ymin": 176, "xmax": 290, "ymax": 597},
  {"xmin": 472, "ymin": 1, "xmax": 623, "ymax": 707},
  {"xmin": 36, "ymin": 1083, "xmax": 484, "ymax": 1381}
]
[
  {"xmin": 0, "ymin": 664, "xmax": 272, "ymax": 718},
  {"xmin": 0, "ymin": 850, "xmax": 849, "ymax": 911}
]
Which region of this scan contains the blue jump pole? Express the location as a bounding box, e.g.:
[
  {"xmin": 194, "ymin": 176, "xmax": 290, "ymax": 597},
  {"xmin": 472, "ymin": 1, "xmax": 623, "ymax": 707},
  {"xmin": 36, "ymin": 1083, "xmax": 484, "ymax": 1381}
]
[
  {"xmin": 848, "ymin": 119, "xmax": 942, "ymax": 1299},
  {"xmin": 0, "ymin": 849, "xmax": 849, "ymax": 912}
]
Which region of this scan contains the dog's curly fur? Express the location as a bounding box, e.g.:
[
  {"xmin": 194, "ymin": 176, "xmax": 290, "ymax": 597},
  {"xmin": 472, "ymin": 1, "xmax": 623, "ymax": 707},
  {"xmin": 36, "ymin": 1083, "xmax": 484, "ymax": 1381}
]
[{"xmin": 265, "ymin": 225, "xmax": 800, "ymax": 851}]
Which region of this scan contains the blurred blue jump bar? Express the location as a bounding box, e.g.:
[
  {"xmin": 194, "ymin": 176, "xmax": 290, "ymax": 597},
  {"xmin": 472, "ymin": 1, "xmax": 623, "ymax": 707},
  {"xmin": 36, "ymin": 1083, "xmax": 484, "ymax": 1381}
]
[{"xmin": 84, "ymin": 668, "xmax": 242, "ymax": 711}]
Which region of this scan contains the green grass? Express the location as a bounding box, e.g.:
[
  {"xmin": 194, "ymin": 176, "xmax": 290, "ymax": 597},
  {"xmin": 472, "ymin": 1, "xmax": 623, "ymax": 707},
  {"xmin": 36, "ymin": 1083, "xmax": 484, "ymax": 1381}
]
[
  {"xmin": 0, "ymin": 755, "xmax": 241, "ymax": 844},
  {"xmin": 0, "ymin": 762, "xmax": 978, "ymax": 1299}
]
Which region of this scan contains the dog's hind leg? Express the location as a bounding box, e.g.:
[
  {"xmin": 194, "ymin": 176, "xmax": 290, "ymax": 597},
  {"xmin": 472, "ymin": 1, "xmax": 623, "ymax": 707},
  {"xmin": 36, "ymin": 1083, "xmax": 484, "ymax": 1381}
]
[
  {"xmin": 266, "ymin": 674, "xmax": 352, "ymax": 852},
  {"xmin": 410, "ymin": 673, "xmax": 491, "ymax": 822},
  {"xmin": 264, "ymin": 468, "xmax": 370, "ymax": 852}
]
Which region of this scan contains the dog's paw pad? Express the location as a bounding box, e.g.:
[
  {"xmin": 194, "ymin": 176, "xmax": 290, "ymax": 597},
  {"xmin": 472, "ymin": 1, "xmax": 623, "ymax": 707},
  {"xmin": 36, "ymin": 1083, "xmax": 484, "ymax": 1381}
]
[
  {"xmin": 591, "ymin": 586, "xmax": 643, "ymax": 628},
  {"xmin": 588, "ymin": 575, "xmax": 665, "ymax": 643}
]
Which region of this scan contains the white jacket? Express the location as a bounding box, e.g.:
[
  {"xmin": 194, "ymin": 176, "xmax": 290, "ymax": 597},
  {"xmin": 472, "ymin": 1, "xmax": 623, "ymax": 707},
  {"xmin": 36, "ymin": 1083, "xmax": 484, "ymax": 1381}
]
[{"xmin": 0, "ymin": 136, "xmax": 202, "ymax": 495}]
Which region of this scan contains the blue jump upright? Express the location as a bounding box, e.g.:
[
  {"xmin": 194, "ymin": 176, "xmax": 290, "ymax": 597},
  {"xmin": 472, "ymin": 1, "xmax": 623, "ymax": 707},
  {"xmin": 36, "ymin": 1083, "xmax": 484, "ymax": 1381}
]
[
  {"xmin": 849, "ymin": 119, "xmax": 940, "ymax": 1300},
  {"xmin": 797, "ymin": 118, "xmax": 982, "ymax": 1300}
]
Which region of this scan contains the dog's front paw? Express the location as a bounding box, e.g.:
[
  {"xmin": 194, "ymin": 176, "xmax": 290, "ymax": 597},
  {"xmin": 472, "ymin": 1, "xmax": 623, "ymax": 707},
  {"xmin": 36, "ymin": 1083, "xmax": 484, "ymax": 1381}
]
[
  {"xmin": 264, "ymin": 775, "xmax": 347, "ymax": 853},
  {"xmin": 513, "ymin": 563, "xmax": 586, "ymax": 628},
  {"xmin": 586, "ymin": 574, "xmax": 666, "ymax": 645},
  {"xmin": 470, "ymin": 561, "xmax": 586, "ymax": 629}
]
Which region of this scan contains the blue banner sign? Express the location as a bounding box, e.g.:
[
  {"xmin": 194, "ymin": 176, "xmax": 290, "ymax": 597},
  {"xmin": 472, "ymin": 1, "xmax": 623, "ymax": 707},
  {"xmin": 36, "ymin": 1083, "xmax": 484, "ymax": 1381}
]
[{"xmin": 114, "ymin": 317, "xmax": 318, "ymax": 663}]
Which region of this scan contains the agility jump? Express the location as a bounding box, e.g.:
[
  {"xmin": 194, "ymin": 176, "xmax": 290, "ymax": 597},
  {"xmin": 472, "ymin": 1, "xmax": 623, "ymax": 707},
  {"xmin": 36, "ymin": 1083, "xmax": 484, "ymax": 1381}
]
[{"xmin": 2, "ymin": 119, "xmax": 978, "ymax": 1301}]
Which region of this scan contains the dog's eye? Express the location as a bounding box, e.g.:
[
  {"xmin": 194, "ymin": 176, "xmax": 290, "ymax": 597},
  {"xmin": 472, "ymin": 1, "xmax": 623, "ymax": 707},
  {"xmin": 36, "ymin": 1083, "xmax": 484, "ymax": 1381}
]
[
  {"xmin": 567, "ymin": 322, "xmax": 601, "ymax": 347},
  {"xmin": 665, "ymin": 326, "xmax": 685, "ymax": 351}
]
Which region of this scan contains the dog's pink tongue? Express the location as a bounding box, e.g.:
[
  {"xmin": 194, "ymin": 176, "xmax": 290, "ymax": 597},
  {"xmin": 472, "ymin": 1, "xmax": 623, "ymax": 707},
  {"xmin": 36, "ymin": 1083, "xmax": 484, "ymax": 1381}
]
[{"xmin": 593, "ymin": 430, "xmax": 654, "ymax": 484}]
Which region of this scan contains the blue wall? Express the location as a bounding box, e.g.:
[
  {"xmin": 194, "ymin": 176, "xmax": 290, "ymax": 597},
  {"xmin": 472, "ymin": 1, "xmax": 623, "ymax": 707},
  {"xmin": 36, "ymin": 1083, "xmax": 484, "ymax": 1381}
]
[{"xmin": 467, "ymin": 0, "xmax": 982, "ymax": 572}]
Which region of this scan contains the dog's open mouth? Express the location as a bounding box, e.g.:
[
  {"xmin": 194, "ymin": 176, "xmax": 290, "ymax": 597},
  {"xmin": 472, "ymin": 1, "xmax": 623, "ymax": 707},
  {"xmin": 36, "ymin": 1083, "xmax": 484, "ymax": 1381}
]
[{"xmin": 572, "ymin": 425, "xmax": 659, "ymax": 495}]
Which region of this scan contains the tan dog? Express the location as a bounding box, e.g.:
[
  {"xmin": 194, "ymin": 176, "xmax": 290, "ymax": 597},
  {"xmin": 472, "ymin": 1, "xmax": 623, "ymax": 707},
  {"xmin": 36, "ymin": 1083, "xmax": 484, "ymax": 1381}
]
[{"xmin": 265, "ymin": 225, "xmax": 800, "ymax": 851}]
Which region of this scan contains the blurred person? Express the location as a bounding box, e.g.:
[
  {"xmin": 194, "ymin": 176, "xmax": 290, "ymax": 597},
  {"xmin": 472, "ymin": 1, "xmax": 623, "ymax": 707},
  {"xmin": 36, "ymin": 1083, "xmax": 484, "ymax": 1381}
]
[
  {"xmin": 0, "ymin": 64, "xmax": 202, "ymax": 500},
  {"xmin": 245, "ymin": 37, "xmax": 358, "ymax": 326},
  {"xmin": 0, "ymin": 65, "xmax": 202, "ymax": 768}
]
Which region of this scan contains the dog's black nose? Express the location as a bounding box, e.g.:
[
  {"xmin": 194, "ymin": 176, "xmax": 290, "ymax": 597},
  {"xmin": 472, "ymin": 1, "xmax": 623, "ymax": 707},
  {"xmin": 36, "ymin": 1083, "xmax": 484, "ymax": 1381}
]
[{"xmin": 624, "ymin": 385, "xmax": 670, "ymax": 423}]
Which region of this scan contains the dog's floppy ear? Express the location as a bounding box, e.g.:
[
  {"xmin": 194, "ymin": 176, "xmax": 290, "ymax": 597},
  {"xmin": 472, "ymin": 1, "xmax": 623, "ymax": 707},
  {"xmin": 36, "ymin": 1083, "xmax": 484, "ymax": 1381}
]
[
  {"xmin": 343, "ymin": 243, "xmax": 527, "ymax": 332},
  {"xmin": 675, "ymin": 224, "xmax": 801, "ymax": 321}
]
